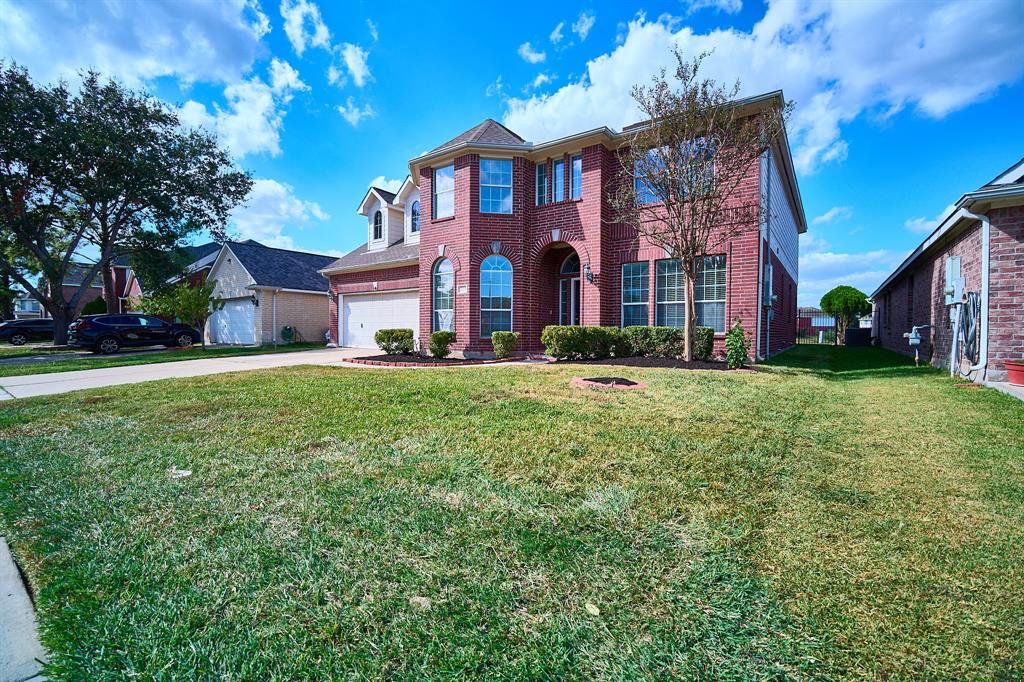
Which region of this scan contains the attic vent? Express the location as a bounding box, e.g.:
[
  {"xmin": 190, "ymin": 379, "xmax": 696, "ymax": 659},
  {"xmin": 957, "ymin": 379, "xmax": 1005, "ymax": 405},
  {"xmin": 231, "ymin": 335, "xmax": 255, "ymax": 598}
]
[{"xmin": 490, "ymin": 240, "xmax": 502, "ymax": 254}]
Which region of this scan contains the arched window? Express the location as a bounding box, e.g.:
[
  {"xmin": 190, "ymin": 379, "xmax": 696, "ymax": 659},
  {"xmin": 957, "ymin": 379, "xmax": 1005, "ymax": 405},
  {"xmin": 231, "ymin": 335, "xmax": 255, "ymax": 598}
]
[
  {"xmin": 410, "ymin": 201, "xmax": 420, "ymax": 233},
  {"xmin": 480, "ymin": 255, "xmax": 512, "ymax": 338},
  {"xmin": 560, "ymin": 252, "xmax": 580, "ymax": 275},
  {"xmin": 432, "ymin": 259, "xmax": 454, "ymax": 332},
  {"xmin": 373, "ymin": 210, "xmax": 383, "ymax": 241}
]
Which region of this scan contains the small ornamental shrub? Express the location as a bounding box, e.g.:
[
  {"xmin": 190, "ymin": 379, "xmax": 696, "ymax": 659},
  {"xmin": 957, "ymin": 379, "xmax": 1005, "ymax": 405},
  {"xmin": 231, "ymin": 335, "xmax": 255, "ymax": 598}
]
[
  {"xmin": 429, "ymin": 330, "xmax": 457, "ymax": 358},
  {"xmin": 540, "ymin": 325, "xmax": 628, "ymax": 360},
  {"xmin": 374, "ymin": 328, "xmax": 414, "ymax": 355},
  {"xmin": 692, "ymin": 326, "xmax": 714, "ymax": 361},
  {"xmin": 81, "ymin": 297, "xmax": 107, "ymax": 315},
  {"xmin": 490, "ymin": 331, "xmax": 520, "ymax": 358},
  {"xmin": 725, "ymin": 321, "xmax": 750, "ymax": 369}
]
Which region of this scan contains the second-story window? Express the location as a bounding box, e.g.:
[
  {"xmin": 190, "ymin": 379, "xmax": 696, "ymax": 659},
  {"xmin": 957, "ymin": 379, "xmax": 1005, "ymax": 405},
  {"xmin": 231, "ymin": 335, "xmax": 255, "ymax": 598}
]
[
  {"xmin": 553, "ymin": 158, "xmax": 565, "ymax": 202},
  {"xmin": 410, "ymin": 201, "xmax": 420, "ymax": 233},
  {"xmin": 433, "ymin": 164, "xmax": 455, "ymax": 219},
  {"xmin": 373, "ymin": 210, "xmax": 383, "ymax": 240},
  {"xmin": 480, "ymin": 159, "xmax": 512, "ymax": 214},
  {"xmin": 570, "ymin": 154, "xmax": 582, "ymax": 199},
  {"xmin": 536, "ymin": 162, "xmax": 549, "ymax": 205}
]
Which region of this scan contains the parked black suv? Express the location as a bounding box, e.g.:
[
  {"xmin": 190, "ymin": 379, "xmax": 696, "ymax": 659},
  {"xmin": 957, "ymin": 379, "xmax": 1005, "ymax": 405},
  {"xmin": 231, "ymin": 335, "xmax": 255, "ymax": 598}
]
[
  {"xmin": 0, "ymin": 318, "xmax": 55, "ymax": 345},
  {"xmin": 68, "ymin": 314, "xmax": 200, "ymax": 354}
]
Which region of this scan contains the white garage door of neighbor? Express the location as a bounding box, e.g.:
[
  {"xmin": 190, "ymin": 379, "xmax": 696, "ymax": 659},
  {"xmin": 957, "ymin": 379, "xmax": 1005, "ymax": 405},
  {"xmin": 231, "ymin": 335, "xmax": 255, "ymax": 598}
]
[
  {"xmin": 343, "ymin": 291, "xmax": 419, "ymax": 348},
  {"xmin": 210, "ymin": 299, "xmax": 256, "ymax": 345}
]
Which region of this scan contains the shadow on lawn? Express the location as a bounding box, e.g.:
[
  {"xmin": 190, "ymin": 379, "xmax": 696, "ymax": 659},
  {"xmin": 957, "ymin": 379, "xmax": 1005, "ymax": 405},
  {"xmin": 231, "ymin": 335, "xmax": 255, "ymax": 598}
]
[{"xmin": 764, "ymin": 345, "xmax": 927, "ymax": 381}]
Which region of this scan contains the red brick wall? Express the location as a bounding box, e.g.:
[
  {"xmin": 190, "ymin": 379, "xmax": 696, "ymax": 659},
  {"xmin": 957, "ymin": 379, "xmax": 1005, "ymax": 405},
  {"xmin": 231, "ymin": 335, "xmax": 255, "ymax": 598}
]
[
  {"xmin": 326, "ymin": 264, "xmax": 419, "ymax": 345},
  {"xmin": 988, "ymin": 206, "xmax": 1024, "ymax": 377}
]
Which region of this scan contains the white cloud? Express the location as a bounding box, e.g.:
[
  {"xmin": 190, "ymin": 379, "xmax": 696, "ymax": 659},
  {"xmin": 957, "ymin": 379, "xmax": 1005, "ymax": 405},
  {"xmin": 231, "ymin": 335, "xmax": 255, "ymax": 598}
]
[
  {"xmin": 0, "ymin": 0, "xmax": 268, "ymax": 87},
  {"xmin": 230, "ymin": 178, "xmax": 330, "ymax": 249},
  {"xmin": 685, "ymin": 0, "xmax": 742, "ymax": 14},
  {"xmin": 812, "ymin": 206, "xmax": 853, "ymax": 225},
  {"xmin": 338, "ymin": 97, "xmax": 375, "ymax": 126},
  {"xmin": 503, "ymin": 3, "xmax": 1024, "ymax": 173},
  {"xmin": 340, "ymin": 42, "xmax": 371, "ymax": 87},
  {"xmin": 550, "ymin": 21, "xmax": 565, "ymax": 44},
  {"xmin": 905, "ymin": 203, "xmax": 957, "ymax": 233},
  {"xmin": 486, "ymin": 75, "xmax": 505, "ymax": 98},
  {"xmin": 369, "ymin": 176, "xmax": 404, "ymax": 193},
  {"xmin": 280, "ymin": 0, "xmax": 330, "ymax": 56},
  {"xmin": 525, "ymin": 73, "xmax": 554, "ymax": 92},
  {"xmin": 572, "ymin": 11, "xmax": 596, "ymax": 41},
  {"xmin": 268, "ymin": 58, "xmax": 309, "ymax": 99},
  {"xmin": 798, "ymin": 233, "xmax": 902, "ymax": 305},
  {"xmin": 327, "ymin": 65, "xmax": 344, "ymax": 86},
  {"xmin": 518, "ymin": 42, "xmax": 547, "ymax": 64},
  {"xmin": 366, "ymin": 18, "xmax": 379, "ymax": 42}
]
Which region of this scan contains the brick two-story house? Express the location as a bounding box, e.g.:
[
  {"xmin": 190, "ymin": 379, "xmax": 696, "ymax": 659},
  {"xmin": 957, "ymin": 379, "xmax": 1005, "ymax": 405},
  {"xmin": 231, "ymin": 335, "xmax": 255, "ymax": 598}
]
[{"xmin": 321, "ymin": 91, "xmax": 806, "ymax": 358}]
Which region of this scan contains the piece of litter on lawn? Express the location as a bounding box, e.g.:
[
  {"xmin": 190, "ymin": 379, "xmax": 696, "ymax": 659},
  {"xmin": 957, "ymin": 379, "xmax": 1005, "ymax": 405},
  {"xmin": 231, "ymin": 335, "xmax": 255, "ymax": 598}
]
[
  {"xmin": 168, "ymin": 467, "xmax": 192, "ymax": 478},
  {"xmin": 584, "ymin": 603, "xmax": 600, "ymax": 616},
  {"xmin": 409, "ymin": 596, "xmax": 432, "ymax": 611}
]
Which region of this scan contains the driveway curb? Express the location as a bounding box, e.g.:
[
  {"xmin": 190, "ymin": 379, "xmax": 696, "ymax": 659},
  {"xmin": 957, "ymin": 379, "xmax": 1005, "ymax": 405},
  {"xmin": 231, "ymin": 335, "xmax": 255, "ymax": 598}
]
[{"xmin": 0, "ymin": 537, "xmax": 46, "ymax": 681}]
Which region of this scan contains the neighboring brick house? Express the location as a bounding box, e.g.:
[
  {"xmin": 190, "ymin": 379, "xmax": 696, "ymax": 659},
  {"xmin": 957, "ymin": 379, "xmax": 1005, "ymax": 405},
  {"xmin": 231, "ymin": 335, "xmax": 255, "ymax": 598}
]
[
  {"xmin": 205, "ymin": 241, "xmax": 336, "ymax": 345},
  {"xmin": 37, "ymin": 255, "xmax": 139, "ymax": 318},
  {"xmin": 872, "ymin": 157, "xmax": 1024, "ymax": 383},
  {"xmin": 321, "ymin": 91, "xmax": 806, "ymax": 358}
]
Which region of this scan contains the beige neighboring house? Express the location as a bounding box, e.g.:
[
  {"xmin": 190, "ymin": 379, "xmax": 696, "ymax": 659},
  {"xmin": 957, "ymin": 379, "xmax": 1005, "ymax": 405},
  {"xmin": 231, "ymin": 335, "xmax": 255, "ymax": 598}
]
[{"xmin": 205, "ymin": 241, "xmax": 336, "ymax": 345}]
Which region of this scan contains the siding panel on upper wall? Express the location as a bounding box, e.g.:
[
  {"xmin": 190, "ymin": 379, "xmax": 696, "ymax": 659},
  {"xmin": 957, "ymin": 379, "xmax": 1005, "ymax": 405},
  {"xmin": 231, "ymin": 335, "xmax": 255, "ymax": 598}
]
[{"xmin": 764, "ymin": 150, "xmax": 799, "ymax": 282}]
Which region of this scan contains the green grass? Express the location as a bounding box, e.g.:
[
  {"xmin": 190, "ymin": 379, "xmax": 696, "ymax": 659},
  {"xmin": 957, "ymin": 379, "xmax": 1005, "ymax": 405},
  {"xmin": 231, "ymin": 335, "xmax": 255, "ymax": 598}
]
[
  {"xmin": 0, "ymin": 342, "xmax": 324, "ymax": 378},
  {"xmin": 0, "ymin": 342, "xmax": 78, "ymax": 360},
  {"xmin": 1, "ymin": 346, "xmax": 1022, "ymax": 679}
]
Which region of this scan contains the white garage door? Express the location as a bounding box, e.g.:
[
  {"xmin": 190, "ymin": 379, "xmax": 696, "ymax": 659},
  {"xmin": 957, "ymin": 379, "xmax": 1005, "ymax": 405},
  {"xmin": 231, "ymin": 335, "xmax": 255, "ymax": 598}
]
[
  {"xmin": 210, "ymin": 299, "xmax": 256, "ymax": 345},
  {"xmin": 343, "ymin": 290, "xmax": 419, "ymax": 348}
]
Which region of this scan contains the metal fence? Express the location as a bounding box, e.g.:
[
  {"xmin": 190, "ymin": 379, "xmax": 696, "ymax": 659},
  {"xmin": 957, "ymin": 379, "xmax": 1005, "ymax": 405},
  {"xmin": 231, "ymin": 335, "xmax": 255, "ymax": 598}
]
[{"xmin": 796, "ymin": 309, "xmax": 837, "ymax": 345}]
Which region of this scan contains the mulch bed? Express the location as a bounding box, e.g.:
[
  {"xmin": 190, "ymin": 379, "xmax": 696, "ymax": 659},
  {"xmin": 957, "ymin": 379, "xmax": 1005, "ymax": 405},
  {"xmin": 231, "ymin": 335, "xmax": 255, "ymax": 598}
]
[
  {"xmin": 563, "ymin": 356, "xmax": 734, "ymax": 371},
  {"xmin": 348, "ymin": 354, "xmax": 514, "ymax": 367}
]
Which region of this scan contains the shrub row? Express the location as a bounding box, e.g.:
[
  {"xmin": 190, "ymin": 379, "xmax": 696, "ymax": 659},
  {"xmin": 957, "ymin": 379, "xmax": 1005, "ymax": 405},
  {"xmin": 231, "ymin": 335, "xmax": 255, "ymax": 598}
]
[{"xmin": 540, "ymin": 324, "xmax": 715, "ymax": 361}]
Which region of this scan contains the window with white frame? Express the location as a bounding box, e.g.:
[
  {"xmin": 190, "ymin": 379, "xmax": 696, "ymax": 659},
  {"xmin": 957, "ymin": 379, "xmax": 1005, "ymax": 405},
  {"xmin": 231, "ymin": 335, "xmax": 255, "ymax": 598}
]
[
  {"xmin": 480, "ymin": 255, "xmax": 512, "ymax": 337},
  {"xmin": 480, "ymin": 159, "xmax": 512, "ymax": 214},
  {"xmin": 410, "ymin": 201, "xmax": 420, "ymax": 233},
  {"xmin": 433, "ymin": 258, "xmax": 454, "ymax": 332},
  {"xmin": 535, "ymin": 162, "xmax": 548, "ymax": 205},
  {"xmin": 433, "ymin": 164, "xmax": 455, "ymax": 219},
  {"xmin": 655, "ymin": 259, "xmax": 685, "ymax": 327},
  {"xmin": 621, "ymin": 262, "xmax": 649, "ymax": 327},
  {"xmin": 553, "ymin": 158, "xmax": 565, "ymax": 202},
  {"xmin": 570, "ymin": 154, "xmax": 582, "ymax": 199},
  {"xmin": 695, "ymin": 255, "xmax": 726, "ymax": 332},
  {"xmin": 372, "ymin": 210, "xmax": 383, "ymax": 241}
]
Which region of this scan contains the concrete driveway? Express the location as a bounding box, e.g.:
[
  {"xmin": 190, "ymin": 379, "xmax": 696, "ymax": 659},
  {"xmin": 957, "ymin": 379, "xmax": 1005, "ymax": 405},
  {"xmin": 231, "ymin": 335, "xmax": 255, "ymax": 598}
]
[{"xmin": 0, "ymin": 348, "xmax": 371, "ymax": 400}]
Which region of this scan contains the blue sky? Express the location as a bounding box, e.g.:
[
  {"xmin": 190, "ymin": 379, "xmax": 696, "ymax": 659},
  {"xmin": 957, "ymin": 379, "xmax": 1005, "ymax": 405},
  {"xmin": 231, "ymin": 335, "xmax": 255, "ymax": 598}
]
[{"xmin": 2, "ymin": 0, "xmax": 1023, "ymax": 304}]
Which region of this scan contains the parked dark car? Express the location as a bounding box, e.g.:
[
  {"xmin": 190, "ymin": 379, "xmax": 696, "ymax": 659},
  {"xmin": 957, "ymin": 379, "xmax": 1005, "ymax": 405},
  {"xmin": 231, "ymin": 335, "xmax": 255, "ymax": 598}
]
[
  {"xmin": 68, "ymin": 314, "xmax": 200, "ymax": 354},
  {"xmin": 0, "ymin": 319, "xmax": 55, "ymax": 345}
]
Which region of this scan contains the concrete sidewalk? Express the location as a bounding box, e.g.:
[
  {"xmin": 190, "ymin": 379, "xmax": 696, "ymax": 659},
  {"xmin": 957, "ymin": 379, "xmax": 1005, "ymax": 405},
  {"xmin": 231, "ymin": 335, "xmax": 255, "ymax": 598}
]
[
  {"xmin": 0, "ymin": 348, "xmax": 370, "ymax": 400},
  {"xmin": 1, "ymin": 537, "xmax": 45, "ymax": 682}
]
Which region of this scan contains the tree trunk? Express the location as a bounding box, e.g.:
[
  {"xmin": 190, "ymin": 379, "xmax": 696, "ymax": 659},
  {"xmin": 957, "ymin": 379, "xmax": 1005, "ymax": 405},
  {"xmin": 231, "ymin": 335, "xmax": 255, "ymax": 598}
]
[
  {"xmin": 50, "ymin": 306, "xmax": 71, "ymax": 346},
  {"xmin": 102, "ymin": 260, "xmax": 117, "ymax": 314},
  {"xmin": 0, "ymin": 272, "xmax": 13, "ymax": 321},
  {"xmin": 683, "ymin": 274, "xmax": 696, "ymax": 362}
]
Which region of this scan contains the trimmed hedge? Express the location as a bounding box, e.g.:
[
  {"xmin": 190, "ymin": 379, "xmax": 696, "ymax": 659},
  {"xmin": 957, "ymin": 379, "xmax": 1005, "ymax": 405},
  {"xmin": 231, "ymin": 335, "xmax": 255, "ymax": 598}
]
[
  {"xmin": 374, "ymin": 328, "xmax": 414, "ymax": 355},
  {"xmin": 491, "ymin": 331, "xmax": 520, "ymax": 358},
  {"xmin": 542, "ymin": 324, "xmax": 715, "ymax": 360},
  {"xmin": 429, "ymin": 330, "xmax": 457, "ymax": 358},
  {"xmin": 622, "ymin": 325, "xmax": 714, "ymax": 360}
]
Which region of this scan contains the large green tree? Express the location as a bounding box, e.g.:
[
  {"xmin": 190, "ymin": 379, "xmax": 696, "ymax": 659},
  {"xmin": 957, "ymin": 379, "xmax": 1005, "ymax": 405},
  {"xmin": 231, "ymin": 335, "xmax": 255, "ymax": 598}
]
[
  {"xmin": 820, "ymin": 285, "xmax": 871, "ymax": 346},
  {"xmin": 0, "ymin": 64, "xmax": 251, "ymax": 343},
  {"xmin": 139, "ymin": 281, "xmax": 223, "ymax": 348}
]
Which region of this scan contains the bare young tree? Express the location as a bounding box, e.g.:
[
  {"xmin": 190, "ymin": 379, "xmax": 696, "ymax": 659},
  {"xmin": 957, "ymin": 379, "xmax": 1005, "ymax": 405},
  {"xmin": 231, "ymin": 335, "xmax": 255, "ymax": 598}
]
[{"xmin": 610, "ymin": 49, "xmax": 791, "ymax": 361}]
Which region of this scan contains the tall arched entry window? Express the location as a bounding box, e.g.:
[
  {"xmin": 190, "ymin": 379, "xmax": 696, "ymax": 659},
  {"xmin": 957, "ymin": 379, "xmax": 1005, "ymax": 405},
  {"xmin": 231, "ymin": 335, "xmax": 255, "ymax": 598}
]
[
  {"xmin": 432, "ymin": 259, "xmax": 454, "ymax": 332},
  {"xmin": 480, "ymin": 255, "xmax": 512, "ymax": 338},
  {"xmin": 559, "ymin": 252, "xmax": 580, "ymax": 325}
]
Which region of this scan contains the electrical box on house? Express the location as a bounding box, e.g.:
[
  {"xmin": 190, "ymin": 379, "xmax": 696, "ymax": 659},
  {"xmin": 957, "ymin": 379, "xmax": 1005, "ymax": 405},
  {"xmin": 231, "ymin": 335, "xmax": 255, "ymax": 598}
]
[
  {"xmin": 762, "ymin": 263, "xmax": 774, "ymax": 307},
  {"xmin": 944, "ymin": 256, "xmax": 963, "ymax": 305}
]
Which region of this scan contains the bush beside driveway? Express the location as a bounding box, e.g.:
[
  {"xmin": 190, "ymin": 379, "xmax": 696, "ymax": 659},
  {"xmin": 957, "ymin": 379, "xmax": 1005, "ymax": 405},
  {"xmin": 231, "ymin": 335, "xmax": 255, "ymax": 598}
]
[{"xmin": 0, "ymin": 346, "xmax": 1021, "ymax": 678}]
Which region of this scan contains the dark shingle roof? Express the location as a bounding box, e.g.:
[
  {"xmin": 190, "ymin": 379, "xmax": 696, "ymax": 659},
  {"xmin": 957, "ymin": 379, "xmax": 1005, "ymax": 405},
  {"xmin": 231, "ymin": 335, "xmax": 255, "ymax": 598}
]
[
  {"xmin": 61, "ymin": 263, "xmax": 103, "ymax": 287},
  {"xmin": 430, "ymin": 119, "xmax": 526, "ymax": 154},
  {"xmin": 226, "ymin": 241, "xmax": 337, "ymax": 292},
  {"xmin": 321, "ymin": 238, "xmax": 419, "ymax": 272},
  {"xmin": 372, "ymin": 187, "xmax": 397, "ymax": 204},
  {"xmin": 183, "ymin": 241, "xmax": 224, "ymax": 264},
  {"xmin": 981, "ymin": 156, "xmax": 1024, "ymax": 188}
]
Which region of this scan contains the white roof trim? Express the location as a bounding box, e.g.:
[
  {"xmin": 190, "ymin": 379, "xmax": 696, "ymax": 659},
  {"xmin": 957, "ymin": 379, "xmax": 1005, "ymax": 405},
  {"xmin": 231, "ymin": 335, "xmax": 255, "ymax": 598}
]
[
  {"xmin": 207, "ymin": 244, "xmax": 256, "ymax": 287},
  {"xmin": 357, "ymin": 187, "xmax": 398, "ymax": 216},
  {"xmin": 990, "ymin": 158, "xmax": 1024, "ymax": 185}
]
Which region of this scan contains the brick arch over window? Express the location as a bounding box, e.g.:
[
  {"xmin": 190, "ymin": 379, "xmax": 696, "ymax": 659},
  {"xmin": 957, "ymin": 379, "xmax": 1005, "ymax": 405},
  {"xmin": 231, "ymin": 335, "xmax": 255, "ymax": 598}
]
[
  {"xmin": 528, "ymin": 233, "xmax": 592, "ymax": 268},
  {"xmin": 433, "ymin": 248, "xmax": 463, "ymax": 273},
  {"xmin": 469, "ymin": 242, "xmax": 523, "ymax": 269}
]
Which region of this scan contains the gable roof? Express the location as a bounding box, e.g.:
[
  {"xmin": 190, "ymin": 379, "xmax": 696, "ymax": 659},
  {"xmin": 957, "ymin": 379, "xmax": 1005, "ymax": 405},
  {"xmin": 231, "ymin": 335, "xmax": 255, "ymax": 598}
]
[
  {"xmin": 182, "ymin": 241, "xmax": 224, "ymax": 265},
  {"xmin": 358, "ymin": 186, "xmax": 400, "ymax": 215},
  {"xmin": 221, "ymin": 241, "xmax": 337, "ymax": 292},
  {"xmin": 319, "ymin": 237, "xmax": 419, "ymax": 275},
  {"xmin": 430, "ymin": 118, "xmax": 526, "ymax": 154}
]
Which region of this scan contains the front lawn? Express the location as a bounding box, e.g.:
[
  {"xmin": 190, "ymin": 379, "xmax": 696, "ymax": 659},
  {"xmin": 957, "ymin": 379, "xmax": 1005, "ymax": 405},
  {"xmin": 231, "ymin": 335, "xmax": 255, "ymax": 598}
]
[
  {"xmin": 0, "ymin": 342, "xmax": 324, "ymax": 378},
  {"xmin": 1, "ymin": 346, "xmax": 1021, "ymax": 679}
]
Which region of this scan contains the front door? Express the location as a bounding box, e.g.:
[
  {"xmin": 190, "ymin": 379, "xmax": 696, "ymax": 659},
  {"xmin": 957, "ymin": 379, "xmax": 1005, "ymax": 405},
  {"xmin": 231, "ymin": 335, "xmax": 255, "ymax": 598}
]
[{"xmin": 559, "ymin": 277, "xmax": 580, "ymax": 325}]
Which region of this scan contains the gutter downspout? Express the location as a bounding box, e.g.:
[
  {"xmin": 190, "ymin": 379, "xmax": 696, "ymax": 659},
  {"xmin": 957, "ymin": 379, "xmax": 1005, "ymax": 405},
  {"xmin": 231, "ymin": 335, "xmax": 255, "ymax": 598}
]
[
  {"xmin": 755, "ymin": 154, "xmax": 766, "ymax": 361},
  {"xmin": 962, "ymin": 209, "xmax": 990, "ymax": 381},
  {"xmin": 764, "ymin": 150, "xmax": 773, "ymax": 360},
  {"xmin": 270, "ymin": 287, "xmax": 282, "ymax": 345}
]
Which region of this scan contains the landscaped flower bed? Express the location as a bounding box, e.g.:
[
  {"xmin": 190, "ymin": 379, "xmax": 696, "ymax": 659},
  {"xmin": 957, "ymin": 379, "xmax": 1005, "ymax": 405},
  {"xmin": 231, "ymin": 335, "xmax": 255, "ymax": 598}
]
[{"xmin": 348, "ymin": 354, "xmax": 514, "ymax": 367}]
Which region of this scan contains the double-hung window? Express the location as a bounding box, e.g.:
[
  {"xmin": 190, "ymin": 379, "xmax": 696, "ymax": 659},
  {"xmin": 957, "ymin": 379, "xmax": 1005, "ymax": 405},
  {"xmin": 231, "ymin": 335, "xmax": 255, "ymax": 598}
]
[
  {"xmin": 553, "ymin": 158, "xmax": 565, "ymax": 202},
  {"xmin": 695, "ymin": 255, "xmax": 726, "ymax": 332},
  {"xmin": 535, "ymin": 162, "xmax": 549, "ymax": 205},
  {"xmin": 570, "ymin": 154, "xmax": 582, "ymax": 199},
  {"xmin": 433, "ymin": 164, "xmax": 455, "ymax": 219},
  {"xmin": 655, "ymin": 259, "xmax": 686, "ymax": 327},
  {"xmin": 480, "ymin": 159, "xmax": 512, "ymax": 214},
  {"xmin": 621, "ymin": 262, "xmax": 649, "ymax": 327}
]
